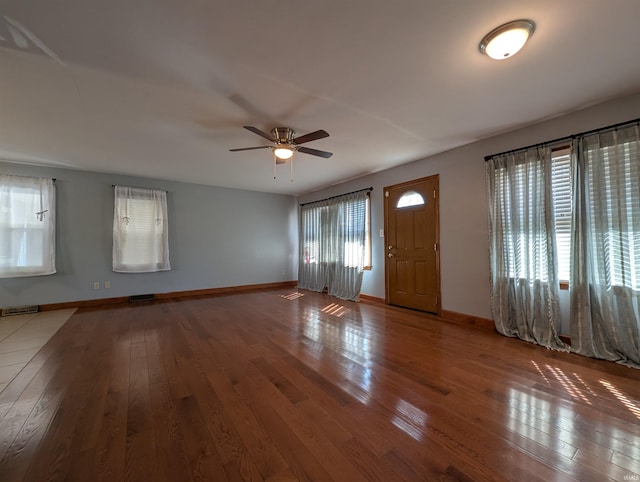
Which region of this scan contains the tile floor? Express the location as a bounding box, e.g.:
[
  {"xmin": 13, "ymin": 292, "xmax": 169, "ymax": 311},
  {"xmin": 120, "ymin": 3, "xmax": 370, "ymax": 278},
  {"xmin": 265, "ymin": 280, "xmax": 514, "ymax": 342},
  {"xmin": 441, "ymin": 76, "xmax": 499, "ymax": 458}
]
[{"xmin": 0, "ymin": 309, "xmax": 76, "ymax": 393}]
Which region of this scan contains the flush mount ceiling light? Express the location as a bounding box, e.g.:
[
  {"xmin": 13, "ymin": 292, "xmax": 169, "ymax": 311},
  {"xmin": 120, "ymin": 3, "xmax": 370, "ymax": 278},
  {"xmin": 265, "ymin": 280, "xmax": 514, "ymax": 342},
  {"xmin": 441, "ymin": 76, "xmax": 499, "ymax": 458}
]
[{"xmin": 479, "ymin": 19, "xmax": 535, "ymax": 60}]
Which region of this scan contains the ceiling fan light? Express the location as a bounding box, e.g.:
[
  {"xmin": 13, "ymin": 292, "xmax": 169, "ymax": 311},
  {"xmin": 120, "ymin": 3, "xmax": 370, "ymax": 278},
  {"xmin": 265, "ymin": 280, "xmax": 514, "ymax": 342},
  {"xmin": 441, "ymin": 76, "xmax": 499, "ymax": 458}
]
[
  {"xmin": 480, "ymin": 19, "xmax": 535, "ymax": 60},
  {"xmin": 274, "ymin": 147, "xmax": 294, "ymax": 159}
]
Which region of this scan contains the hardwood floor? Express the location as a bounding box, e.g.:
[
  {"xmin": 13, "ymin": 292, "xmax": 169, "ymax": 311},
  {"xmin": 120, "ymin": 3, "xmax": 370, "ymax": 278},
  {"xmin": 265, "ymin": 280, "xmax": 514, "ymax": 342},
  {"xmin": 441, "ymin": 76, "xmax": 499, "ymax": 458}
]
[{"xmin": 0, "ymin": 288, "xmax": 639, "ymax": 481}]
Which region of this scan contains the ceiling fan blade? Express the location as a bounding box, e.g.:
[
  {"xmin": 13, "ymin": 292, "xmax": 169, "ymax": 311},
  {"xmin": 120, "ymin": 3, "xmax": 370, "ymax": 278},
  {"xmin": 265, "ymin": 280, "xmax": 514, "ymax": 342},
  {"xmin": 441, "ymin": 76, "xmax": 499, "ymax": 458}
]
[
  {"xmin": 297, "ymin": 146, "xmax": 333, "ymax": 158},
  {"xmin": 243, "ymin": 126, "xmax": 275, "ymax": 142},
  {"xmin": 292, "ymin": 129, "xmax": 329, "ymax": 145},
  {"xmin": 229, "ymin": 146, "xmax": 271, "ymax": 152}
]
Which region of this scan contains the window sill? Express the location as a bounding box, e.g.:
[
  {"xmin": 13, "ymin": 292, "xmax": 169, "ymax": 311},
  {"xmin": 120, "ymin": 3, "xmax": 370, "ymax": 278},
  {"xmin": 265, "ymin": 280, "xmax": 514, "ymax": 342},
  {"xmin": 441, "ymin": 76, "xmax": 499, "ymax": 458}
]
[{"xmin": 559, "ymin": 281, "xmax": 569, "ymax": 290}]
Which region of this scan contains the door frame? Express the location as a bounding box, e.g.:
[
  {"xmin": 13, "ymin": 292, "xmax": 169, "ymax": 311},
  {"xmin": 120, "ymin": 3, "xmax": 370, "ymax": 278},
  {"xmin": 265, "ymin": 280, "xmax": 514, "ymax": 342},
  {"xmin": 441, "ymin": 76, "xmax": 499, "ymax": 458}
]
[{"xmin": 383, "ymin": 175, "xmax": 441, "ymax": 314}]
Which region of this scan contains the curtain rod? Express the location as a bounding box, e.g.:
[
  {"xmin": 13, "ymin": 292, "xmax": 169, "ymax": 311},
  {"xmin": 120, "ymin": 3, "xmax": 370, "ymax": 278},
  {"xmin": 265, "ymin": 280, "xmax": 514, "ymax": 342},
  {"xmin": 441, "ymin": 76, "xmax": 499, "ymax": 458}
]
[
  {"xmin": 299, "ymin": 187, "xmax": 373, "ymax": 206},
  {"xmin": 484, "ymin": 116, "xmax": 640, "ymax": 161},
  {"xmin": 112, "ymin": 184, "xmax": 168, "ymax": 192}
]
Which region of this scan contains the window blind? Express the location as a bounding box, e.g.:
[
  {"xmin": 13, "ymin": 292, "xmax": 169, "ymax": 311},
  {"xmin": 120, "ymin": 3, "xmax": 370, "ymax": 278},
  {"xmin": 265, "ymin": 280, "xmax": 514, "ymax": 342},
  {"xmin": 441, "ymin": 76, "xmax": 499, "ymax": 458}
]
[
  {"xmin": 551, "ymin": 148, "xmax": 572, "ymax": 282},
  {"xmin": 584, "ymin": 129, "xmax": 640, "ymax": 289}
]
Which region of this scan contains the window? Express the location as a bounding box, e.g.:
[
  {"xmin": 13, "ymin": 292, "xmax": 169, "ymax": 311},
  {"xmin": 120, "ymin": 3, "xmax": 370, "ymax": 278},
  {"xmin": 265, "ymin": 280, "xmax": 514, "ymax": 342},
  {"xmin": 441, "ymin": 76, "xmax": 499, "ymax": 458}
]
[
  {"xmin": 0, "ymin": 175, "xmax": 55, "ymax": 278},
  {"xmin": 584, "ymin": 132, "xmax": 640, "ymax": 290},
  {"xmin": 488, "ymin": 121, "xmax": 640, "ymax": 362},
  {"xmin": 551, "ymin": 148, "xmax": 572, "ymax": 282},
  {"xmin": 298, "ymin": 189, "xmax": 371, "ymax": 300},
  {"xmin": 491, "ymin": 129, "xmax": 639, "ymax": 290},
  {"xmin": 397, "ymin": 190, "xmax": 425, "ymax": 208},
  {"xmin": 344, "ymin": 194, "xmax": 371, "ymax": 269},
  {"xmin": 301, "ymin": 192, "xmax": 371, "ymax": 269},
  {"xmin": 113, "ymin": 186, "xmax": 170, "ymax": 273},
  {"xmin": 491, "ymin": 149, "xmax": 572, "ymax": 285},
  {"xmin": 493, "ymin": 152, "xmax": 552, "ymax": 282}
]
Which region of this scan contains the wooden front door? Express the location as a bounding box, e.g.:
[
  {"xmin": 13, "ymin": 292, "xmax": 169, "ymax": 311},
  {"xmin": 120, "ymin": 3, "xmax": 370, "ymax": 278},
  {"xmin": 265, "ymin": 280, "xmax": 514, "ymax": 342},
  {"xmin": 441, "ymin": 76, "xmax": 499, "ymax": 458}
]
[{"xmin": 384, "ymin": 176, "xmax": 440, "ymax": 313}]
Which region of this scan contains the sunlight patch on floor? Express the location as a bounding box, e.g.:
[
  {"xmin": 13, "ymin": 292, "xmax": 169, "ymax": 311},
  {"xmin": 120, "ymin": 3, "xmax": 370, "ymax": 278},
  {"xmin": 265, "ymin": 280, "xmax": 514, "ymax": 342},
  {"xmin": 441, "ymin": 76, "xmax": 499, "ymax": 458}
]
[
  {"xmin": 321, "ymin": 303, "xmax": 350, "ymax": 317},
  {"xmin": 600, "ymin": 380, "xmax": 640, "ymax": 420},
  {"xmin": 546, "ymin": 365, "xmax": 592, "ymax": 405},
  {"xmin": 531, "ymin": 360, "xmax": 593, "ymax": 405},
  {"xmin": 280, "ymin": 292, "xmax": 305, "ymax": 300}
]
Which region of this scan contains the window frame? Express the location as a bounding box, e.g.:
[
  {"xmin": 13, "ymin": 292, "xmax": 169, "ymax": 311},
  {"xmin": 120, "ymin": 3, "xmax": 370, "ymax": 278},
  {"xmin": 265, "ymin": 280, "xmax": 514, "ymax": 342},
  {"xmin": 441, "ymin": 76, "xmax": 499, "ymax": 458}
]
[
  {"xmin": 0, "ymin": 175, "xmax": 56, "ymax": 278},
  {"xmin": 112, "ymin": 185, "xmax": 170, "ymax": 273}
]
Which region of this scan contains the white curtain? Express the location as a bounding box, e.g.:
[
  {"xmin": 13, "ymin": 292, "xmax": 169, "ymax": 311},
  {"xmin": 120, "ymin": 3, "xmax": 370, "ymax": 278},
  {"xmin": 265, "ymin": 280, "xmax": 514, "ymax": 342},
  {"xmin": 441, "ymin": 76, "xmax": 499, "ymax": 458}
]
[
  {"xmin": 0, "ymin": 174, "xmax": 55, "ymax": 278},
  {"xmin": 298, "ymin": 190, "xmax": 368, "ymax": 301},
  {"xmin": 570, "ymin": 126, "xmax": 640, "ymax": 367},
  {"xmin": 486, "ymin": 148, "xmax": 568, "ymax": 350},
  {"xmin": 113, "ymin": 186, "xmax": 170, "ymax": 273}
]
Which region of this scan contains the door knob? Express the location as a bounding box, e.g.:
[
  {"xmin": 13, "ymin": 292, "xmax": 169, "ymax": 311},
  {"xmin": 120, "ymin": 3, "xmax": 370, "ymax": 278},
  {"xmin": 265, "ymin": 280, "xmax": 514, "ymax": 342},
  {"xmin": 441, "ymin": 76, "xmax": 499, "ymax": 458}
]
[
  {"xmin": 388, "ymin": 245, "xmax": 393, "ymax": 250},
  {"xmin": 388, "ymin": 252, "xmax": 394, "ymax": 258}
]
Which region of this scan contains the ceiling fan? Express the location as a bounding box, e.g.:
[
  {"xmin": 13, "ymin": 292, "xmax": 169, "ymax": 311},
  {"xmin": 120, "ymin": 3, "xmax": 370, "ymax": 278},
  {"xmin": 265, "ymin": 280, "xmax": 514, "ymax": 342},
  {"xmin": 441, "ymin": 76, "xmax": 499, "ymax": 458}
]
[{"xmin": 230, "ymin": 126, "xmax": 333, "ymax": 165}]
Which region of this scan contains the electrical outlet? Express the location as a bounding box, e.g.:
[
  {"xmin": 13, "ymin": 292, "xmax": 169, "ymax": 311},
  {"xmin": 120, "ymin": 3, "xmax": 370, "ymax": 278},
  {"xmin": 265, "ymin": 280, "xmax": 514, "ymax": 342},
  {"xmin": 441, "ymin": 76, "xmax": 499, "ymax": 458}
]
[
  {"xmin": 93, "ymin": 282, "xmax": 100, "ymax": 289},
  {"xmin": 104, "ymin": 281, "xmax": 111, "ymax": 289}
]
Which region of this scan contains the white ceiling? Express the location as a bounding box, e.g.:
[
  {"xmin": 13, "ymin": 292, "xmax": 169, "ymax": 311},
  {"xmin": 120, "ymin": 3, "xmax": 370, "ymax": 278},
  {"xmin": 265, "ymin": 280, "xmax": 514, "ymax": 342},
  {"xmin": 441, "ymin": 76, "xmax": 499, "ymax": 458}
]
[{"xmin": 1, "ymin": 1, "xmax": 639, "ymax": 196}]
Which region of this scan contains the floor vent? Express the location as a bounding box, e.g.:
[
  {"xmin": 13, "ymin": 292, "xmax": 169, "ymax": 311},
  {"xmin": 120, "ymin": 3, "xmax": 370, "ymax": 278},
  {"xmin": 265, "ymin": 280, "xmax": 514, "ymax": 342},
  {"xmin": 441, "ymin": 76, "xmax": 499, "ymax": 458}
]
[
  {"xmin": 1, "ymin": 305, "xmax": 39, "ymax": 316},
  {"xmin": 129, "ymin": 294, "xmax": 155, "ymax": 303}
]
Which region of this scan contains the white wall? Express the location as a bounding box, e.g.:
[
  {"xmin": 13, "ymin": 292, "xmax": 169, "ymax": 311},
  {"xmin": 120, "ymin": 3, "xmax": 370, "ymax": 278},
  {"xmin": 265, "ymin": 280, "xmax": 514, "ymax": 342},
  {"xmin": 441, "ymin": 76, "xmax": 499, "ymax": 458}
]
[
  {"xmin": 0, "ymin": 163, "xmax": 297, "ymax": 307},
  {"xmin": 298, "ymin": 92, "xmax": 640, "ymax": 333}
]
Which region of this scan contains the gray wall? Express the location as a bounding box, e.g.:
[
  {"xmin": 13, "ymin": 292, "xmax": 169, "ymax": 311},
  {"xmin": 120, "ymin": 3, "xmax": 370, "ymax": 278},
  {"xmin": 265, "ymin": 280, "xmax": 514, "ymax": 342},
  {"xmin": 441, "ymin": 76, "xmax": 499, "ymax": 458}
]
[
  {"xmin": 0, "ymin": 163, "xmax": 297, "ymax": 306},
  {"xmin": 3, "ymin": 93, "xmax": 639, "ymax": 331},
  {"xmin": 298, "ymin": 92, "xmax": 640, "ymax": 334}
]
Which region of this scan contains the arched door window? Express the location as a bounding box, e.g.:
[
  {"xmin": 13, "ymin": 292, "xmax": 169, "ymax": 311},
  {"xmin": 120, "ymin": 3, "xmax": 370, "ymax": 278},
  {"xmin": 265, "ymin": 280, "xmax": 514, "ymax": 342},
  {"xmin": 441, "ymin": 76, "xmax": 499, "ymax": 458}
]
[{"xmin": 396, "ymin": 190, "xmax": 425, "ymax": 208}]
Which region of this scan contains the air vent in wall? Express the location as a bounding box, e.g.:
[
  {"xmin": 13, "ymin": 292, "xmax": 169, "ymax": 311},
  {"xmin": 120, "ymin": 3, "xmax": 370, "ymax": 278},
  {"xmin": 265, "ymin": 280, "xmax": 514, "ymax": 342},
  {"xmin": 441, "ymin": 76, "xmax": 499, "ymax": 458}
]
[
  {"xmin": 129, "ymin": 294, "xmax": 155, "ymax": 303},
  {"xmin": 1, "ymin": 305, "xmax": 39, "ymax": 316}
]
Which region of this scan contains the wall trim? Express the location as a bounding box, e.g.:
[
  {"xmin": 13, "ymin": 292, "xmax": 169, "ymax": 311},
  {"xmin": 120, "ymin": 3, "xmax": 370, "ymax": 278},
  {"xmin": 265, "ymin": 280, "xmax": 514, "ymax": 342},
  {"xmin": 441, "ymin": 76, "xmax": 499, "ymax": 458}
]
[
  {"xmin": 559, "ymin": 334, "xmax": 572, "ymax": 346},
  {"xmin": 40, "ymin": 283, "xmax": 500, "ymax": 335},
  {"xmin": 40, "ymin": 280, "xmax": 298, "ymax": 311},
  {"xmin": 359, "ymin": 295, "xmax": 495, "ymax": 332},
  {"xmin": 440, "ymin": 309, "xmax": 495, "ymax": 331},
  {"xmin": 359, "ymin": 293, "xmax": 385, "ymax": 304}
]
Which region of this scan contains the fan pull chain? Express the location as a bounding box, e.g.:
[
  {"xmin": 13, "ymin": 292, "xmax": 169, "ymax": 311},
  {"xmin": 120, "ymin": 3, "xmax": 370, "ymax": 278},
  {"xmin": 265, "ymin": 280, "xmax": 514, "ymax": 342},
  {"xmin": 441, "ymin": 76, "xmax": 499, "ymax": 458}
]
[{"xmin": 290, "ymin": 156, "xmax": 294, "ymax": 182}]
